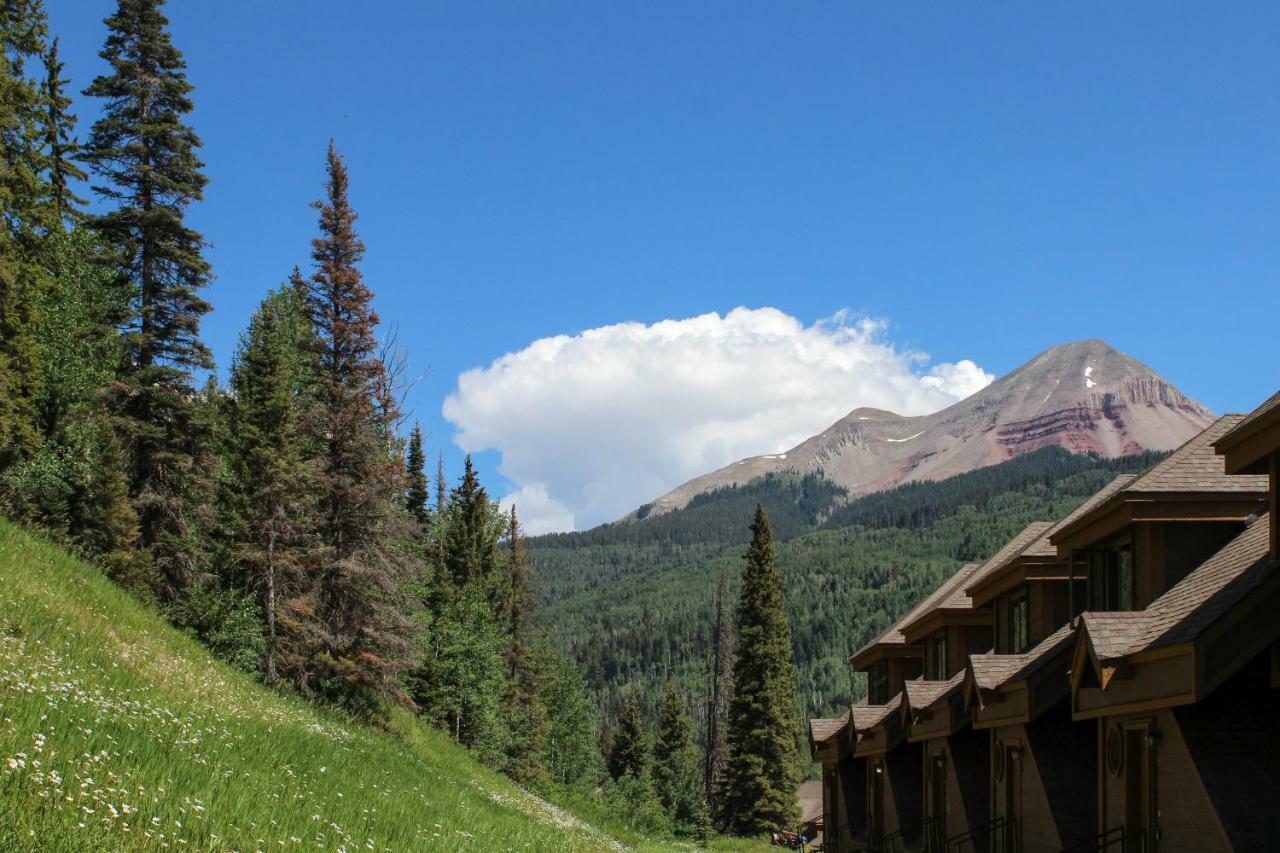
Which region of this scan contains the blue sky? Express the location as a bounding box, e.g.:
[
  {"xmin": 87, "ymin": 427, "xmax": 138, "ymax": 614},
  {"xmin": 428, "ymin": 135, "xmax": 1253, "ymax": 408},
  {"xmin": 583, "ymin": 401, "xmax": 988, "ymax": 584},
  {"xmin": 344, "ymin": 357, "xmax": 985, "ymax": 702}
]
[{"xmin": 47, "ymin": 1, "xmax": 1280, "ymax": 530}]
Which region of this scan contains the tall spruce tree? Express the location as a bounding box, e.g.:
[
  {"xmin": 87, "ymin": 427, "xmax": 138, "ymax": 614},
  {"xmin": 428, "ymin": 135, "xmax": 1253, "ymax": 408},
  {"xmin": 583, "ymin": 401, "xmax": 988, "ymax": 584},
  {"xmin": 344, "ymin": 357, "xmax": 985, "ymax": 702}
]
[
  {"xmin": 0, "ymin": 0, "xmax": 51, "ymax": 471},
  {"xmin": 607, "ymin": 698, "xmax": 669, "ymax": 835},
  {"xmin": 405, "ymin": 423, "xmax": 428, "ymax": 526},
  {"xmin": 303, "ymin": 143, "xmax": 414, "ymax": 708},
  {"xmin": 74, "ymin": 407, "xmax": 153, "ymax": 597},
  {"xmin": 500, "ymin": 507, "xmax": 548, "ymax": 782},
  {"xmin": 225, "ymin": 281, "xmax": 318, "ymax": 684},
  {"xmin": 502, "ymin": 506, "xmax": 537, "ymax": 677},
  {"xmin": 609, "ymin": 699, "xmax": 650, "ymax": 781},
  {"xmin": 39, "ymin": 37, "xmax": 85, "ymax": 224},
  {"xmin": 81, "ymin": 0, "xmax": 214, "ymax": 596},
  {"xmin": 435, "ymin": 452, "xmax": 447, "ymax": 513},
  {"xmin": 704, "ymin": 566, "xmax": 734, "ymax": 829},
  {"xmin": 441, "ymin": 455, "xmax": 498, "ymax": 591},
  {"xmin": 725, "ymin": 504, "xmax": 802, "ymax": 836},
  {"xmin": 654, "ymin": 681, "xmax": 711, "ymax": 836}
]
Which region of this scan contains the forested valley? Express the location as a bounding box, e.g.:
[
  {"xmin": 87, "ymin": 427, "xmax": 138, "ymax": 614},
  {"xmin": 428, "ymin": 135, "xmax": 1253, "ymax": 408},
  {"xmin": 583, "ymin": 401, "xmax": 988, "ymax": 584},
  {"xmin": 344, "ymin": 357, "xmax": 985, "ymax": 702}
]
[{"xmin": 531, "ymin": 447, "xmax": 1165, "ymax": 728}]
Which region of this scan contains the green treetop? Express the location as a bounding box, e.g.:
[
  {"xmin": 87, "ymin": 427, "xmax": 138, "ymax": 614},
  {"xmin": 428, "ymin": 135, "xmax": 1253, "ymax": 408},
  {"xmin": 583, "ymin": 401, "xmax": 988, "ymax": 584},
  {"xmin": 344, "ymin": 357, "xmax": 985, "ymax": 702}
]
[{"xmin": 725, "ymin": 503, "xmax": 802, "ymax": 837}]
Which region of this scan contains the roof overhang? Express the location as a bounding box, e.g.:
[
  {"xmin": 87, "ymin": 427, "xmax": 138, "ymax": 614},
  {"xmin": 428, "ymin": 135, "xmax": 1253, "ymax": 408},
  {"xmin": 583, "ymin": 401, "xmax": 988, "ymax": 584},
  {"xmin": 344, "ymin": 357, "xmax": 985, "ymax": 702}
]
[
  {"xmin": 968, "ymin": 554, "xmax": 1070, "ymax": 608},
  {"xmin": 1050, "ymin": 492, "xmax": 1267, "ymax": 554},
  {"xmin": 1214, "ymin": 402, "xmax": 1280, "ymax": 475},
  {"xmin": 849, "ymin": 641, "xmax": 923, "ymax": 671},
  {"xmin": 900, "ymin": 608, "xmax": 992, "ymax": 645}
]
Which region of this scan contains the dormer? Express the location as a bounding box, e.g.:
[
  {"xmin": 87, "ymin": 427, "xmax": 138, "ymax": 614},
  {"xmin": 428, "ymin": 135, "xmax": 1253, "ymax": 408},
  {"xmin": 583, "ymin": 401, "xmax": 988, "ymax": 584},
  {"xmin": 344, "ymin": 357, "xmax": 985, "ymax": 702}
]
[
  {"xmin": 1214, "ymin": 389, "xmax": 1280, "ymax": 560},
  {"xmin": 809, "ymin": 713, "xmax": 851, "ymax": 764},
  {"xmin": 898, "ymin": 562, "xmax": 992, "ymax": 681},
  {"xmin": 967, "ymin": 476, "xmax": 1138, "ymax": 654},
  {"xmin": 849, "ymin": 568, "xmax": 979, "ymax": 704},
  {"xmin": 1049, "ymin": 415, "xmax": 1268, "ymax": 613}
]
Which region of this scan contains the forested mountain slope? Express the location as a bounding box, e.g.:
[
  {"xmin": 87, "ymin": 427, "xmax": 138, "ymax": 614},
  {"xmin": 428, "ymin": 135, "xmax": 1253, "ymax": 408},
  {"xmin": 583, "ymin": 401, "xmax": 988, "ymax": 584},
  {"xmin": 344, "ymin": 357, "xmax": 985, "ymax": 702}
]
[
  {"xmin": 0, "ymin": 520, "xmax": 644, "ymax": 852},
  {"xmin": 530, "ymin": 448, "xmax": 1164, "ymax": 724}
]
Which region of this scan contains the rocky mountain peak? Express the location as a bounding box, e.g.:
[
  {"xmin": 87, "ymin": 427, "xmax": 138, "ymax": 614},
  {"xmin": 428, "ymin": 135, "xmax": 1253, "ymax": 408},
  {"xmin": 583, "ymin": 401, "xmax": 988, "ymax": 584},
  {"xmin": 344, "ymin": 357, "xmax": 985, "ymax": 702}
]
[{"xmin": 633, "ymin": 340, "xmax": 1214, "ymax": 519}]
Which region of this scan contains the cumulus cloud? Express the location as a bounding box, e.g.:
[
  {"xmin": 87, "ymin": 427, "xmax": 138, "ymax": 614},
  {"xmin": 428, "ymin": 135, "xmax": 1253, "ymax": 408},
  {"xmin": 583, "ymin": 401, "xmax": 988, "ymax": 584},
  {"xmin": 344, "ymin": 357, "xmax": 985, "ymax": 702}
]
[{"xmin": 443, "ymin": 307, "xmax": 992, "ymax": 534}]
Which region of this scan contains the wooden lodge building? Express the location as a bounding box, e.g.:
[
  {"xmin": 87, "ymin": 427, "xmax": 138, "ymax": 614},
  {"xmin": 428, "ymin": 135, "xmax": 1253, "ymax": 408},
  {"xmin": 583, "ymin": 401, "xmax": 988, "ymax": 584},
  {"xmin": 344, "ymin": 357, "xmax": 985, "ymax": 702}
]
[{"xmin": 810, "ymin": 401, "xmax": 1280, "ymax": 852}]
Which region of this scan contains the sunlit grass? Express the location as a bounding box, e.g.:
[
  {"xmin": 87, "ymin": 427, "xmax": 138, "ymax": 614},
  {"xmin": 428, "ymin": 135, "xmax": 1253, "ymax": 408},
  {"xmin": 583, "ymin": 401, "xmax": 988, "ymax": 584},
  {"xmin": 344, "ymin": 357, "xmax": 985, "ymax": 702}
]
[{"xmin": 0, "ymin": 519, "xmax": 647, "ymax": 851}]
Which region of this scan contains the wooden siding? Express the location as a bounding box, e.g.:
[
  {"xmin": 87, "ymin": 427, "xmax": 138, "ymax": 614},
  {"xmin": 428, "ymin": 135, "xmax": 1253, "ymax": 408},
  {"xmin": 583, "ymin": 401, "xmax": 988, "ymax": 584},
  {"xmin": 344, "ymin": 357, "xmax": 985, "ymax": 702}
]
[
  {"xmin": 1173, "ymin": 652, "xmax": 1280, "ymax": 851},
  {"xmin": 1027, "ymin": 701, "xmax": 1097, "ymax": 851},
  {"xmin": 1097, "ymin": 708, "xmax": 1231, "ymax": 853},
  {"xmin": 883, "ymin": 740, "xmax": 923, "ymax": 843}
]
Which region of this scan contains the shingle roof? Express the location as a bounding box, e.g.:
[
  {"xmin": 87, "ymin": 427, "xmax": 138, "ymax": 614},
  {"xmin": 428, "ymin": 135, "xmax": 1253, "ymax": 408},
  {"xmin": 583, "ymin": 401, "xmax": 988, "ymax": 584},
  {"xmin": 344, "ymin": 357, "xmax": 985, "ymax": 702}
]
[
  {"xmin": 961, "ymin": 521, "xmax": 1056, "ymax": 597},
  {"xmin": 1080, "ymin": 514, "xmax": 1274, "ymax": 664},
  {"xmin": 851, "ymin": 693, "xmax": 902, "ymax": 732},
  {"xmin": 1123, "ymin": 414, "xmax": 1265, "ymax": 495},
  {"xmin": 851, "ymin": 563, "xmax": 980, "ymax": 661},
  {"xmin": 1078, "ymin": 611, "xmax": 1148, "ymax": 663},
  {"xmin": 968, "ymin": 622, "xmax": 1074, "ymax": 692},
  {"xmin": 809, "ymin": 715, "xmax": 849, "ymax": 744},
  {"xmin": 1030, "ymin": 475, "xmax": 1137, "ymax": 556},
  {"xmin": 904, "ymin": 671, "xmax": 966, "ymax": 711},
  {"xmin": 1133, "ymin": 514, "xmax": 1274, "ymax": 652},
  {"xmin": 1215, "ymin": 389, "xmax": 1280, "ymax": 452}
]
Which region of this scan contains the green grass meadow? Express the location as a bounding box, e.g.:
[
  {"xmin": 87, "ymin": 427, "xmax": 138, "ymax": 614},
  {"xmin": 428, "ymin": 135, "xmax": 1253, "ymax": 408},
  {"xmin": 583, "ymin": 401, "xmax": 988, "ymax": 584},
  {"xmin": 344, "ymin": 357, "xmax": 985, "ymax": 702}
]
[{"xmin": 0, "ymin": 519, "xmax": 779, "ymax": 852}]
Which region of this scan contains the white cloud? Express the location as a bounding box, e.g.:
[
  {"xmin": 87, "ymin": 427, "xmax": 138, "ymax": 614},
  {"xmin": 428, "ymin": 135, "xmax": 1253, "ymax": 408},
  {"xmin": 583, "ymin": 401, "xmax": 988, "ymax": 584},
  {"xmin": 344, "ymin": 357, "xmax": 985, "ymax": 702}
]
[
  {"xmin": 443, "ymin": 307, "xmax": 993, "ymax": 533},
  {"xmin": 498, "ymin": 484, "xmax": 576, "ymax": 537}
]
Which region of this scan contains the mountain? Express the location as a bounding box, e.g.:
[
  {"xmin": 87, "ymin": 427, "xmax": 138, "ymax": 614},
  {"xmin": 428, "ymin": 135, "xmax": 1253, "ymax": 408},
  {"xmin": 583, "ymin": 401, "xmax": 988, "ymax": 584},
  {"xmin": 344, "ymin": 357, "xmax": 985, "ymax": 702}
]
[{"xmin": 636, "ymin": 339, "xmax": 1213, "ymax": 518}]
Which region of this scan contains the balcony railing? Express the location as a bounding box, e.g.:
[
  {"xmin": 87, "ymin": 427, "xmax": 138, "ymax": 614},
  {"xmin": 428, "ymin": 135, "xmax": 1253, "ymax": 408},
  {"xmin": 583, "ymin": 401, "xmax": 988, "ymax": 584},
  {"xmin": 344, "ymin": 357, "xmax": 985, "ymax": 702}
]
[
  {"xmin": 944, "ymin": 816, "xmax": 1018, "ymax": 853},
  {"xmin": 880, "ymin": 817, "xmax": 935, "ymax": 853},
  {"xmin": 1058, "ymin": 825, "xmax": 1147, "ymax": 853}
]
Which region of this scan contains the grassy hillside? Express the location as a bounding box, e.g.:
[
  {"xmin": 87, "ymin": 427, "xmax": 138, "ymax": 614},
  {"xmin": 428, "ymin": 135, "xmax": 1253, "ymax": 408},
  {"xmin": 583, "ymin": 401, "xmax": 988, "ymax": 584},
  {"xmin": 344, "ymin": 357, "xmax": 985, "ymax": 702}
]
[
  {"xmin": 0, "ymin": 519, "xmax": 724, "ymax": 852},
  {"xmin": 530, "ymin": 448, "xmax": 1165, "ymax": 723}
]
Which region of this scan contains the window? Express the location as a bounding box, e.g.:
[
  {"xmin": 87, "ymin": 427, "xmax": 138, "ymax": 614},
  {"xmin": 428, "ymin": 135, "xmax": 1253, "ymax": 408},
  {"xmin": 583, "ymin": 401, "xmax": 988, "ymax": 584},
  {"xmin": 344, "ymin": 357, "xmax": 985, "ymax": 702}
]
[
  {"xmin": 1116, "ymin": 548, "xmax": 1133, "ymax": 610},
  {"xmin": 1090, "ymin": 542, "xmax": 1135, "ymax": 611},
  {"xmin": 1010, "ymin": 594, "xmax": 1029, "ymax": 654},
  {"xmin": 928, "ymin": 633, "xmax": 949, "ymax": 680},
  {"xmin": 868, "ymin": 662, "xmax": 888, "ymax": 705}
]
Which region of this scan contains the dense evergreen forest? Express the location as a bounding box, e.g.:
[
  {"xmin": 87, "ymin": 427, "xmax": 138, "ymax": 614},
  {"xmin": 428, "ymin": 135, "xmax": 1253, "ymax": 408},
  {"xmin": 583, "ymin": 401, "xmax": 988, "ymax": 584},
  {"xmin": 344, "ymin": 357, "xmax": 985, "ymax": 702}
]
[{"xmin": 530, "ymin": 447, "xmax": 1166, "ymax": 725}]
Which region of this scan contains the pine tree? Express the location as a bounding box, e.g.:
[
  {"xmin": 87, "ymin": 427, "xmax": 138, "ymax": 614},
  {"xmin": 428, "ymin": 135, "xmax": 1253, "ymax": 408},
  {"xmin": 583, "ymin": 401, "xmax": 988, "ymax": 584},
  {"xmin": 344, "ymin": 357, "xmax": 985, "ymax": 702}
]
[
  {"xmin": 39, "ymin": 37, "xmax": 85, "ymax": 224},
  {"xmin": 704, "ymin": 567, "xmax": 734, "ymax": 830},
  {"xmin": 654, "ymin": 681, "xmax": 711, "ymax": 836},
  {"xmin": 441, "ymin": 455, "xmax": 498, "ymax": 591},
  {"xmin": 502, "ymin": 506, "xmax": 537, "ymax": 677},
  {"xmin": 725, "ymin": 504, "xmax": 802, "ymax": 836},
  {"xmin": 606, "ymin": 699, "xmax": 670, "ymax": 835},
  {"xmin": 608, "ymin": 699, "xmax": 650, "ymax": 781},
  {"xmin": 226, "ymin": 282, "xmax": 318, "ymax": 684},
  {"xmin": 405, "ymin": 423, "xmax": 428, "ymax": 526},
  {"xmin": 435, "ymin": 452, "xmax": 447, "ymax": 513},
  {"xmin": 32, "ymin": 228, "xmax": 123, "ymax": 439},
  {"xmin": 500, "ymin": 507, "xmax": 548, "ymax": 782},
  {"xmin": 74, "ymin": 408, "xmax": 154, "ymax": 598},
  {"xmin": 303, "ymin": 143, "xmax": 414, "ymax": 708},
  {"xmin": 81, "ymin": 0, "xmax": 214, "ymax": 596},
  {"xmin": 0, "ymin": 0, "xmax": 52, "ymax": 471}
]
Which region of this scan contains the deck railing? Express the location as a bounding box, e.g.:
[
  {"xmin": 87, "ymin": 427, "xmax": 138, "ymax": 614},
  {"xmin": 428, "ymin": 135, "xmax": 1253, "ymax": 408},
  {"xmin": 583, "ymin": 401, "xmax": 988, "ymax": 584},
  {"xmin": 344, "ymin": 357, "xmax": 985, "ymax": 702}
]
[
  {"xmin": 881, "ymin": 817, "xmax": 935, "ymax": 853},
  {"xmin": 1057, "ymin": 825, "xmax": 1147, "ymax": 853},
  {"xmin": 944, "ymin": 816, "xmax": 1018, "ymax": 853}
]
